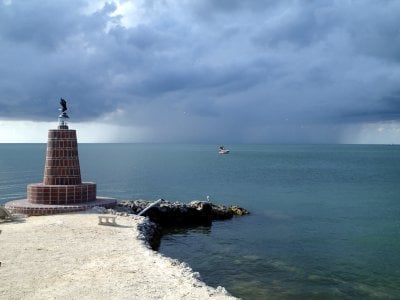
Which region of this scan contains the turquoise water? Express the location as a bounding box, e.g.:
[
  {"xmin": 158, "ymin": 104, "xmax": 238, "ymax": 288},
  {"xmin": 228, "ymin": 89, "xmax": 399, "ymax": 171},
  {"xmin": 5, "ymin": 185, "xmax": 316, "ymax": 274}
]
[{"xmin": 1, "ymin": 144, "xmax": 399, "ymax": 299}]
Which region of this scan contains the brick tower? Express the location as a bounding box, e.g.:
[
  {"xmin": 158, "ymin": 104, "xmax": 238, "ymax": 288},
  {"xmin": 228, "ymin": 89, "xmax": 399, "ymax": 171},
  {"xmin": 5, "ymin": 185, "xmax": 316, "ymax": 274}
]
[{"xmin": 5, "ymin": 99, "xmax": 116, "ymax": 215}]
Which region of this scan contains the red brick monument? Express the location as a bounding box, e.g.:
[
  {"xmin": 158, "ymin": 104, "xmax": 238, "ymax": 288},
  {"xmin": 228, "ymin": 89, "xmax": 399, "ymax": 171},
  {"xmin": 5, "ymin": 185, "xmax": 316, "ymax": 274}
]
[{"xmin": 6, "ymin": 99, "xmax": 116, "ymax": 215}]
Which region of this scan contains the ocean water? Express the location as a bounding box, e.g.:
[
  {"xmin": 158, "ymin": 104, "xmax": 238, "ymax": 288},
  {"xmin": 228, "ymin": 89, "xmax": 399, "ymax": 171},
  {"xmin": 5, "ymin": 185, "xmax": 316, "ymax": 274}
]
[{"xmin": 1, "ymin": 144, "xmax": 399, "ymax": 299}]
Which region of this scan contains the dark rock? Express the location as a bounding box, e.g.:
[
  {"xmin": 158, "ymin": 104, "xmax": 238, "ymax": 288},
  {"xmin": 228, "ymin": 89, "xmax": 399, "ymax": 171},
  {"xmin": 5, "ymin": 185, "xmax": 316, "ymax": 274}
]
[
  {"xmin": 210, "ymin": 204, "xmax": 234, "ymax": 220},
  {"xmin": 137, "ymin": 218, "xmax": 162, "ymax": 250},
  {"xmin": 229, "ymin": 205, "xmax": 250, "ymax": 216},
  {"xmin": 115, "ymin": 199, "xmax": 249, "ymax": 227},
  {"xmin": 146, "ymin": 200, "xmax": 212, "ymax": 227},
  {"xmin": 111, "ymin": 199, "xmax": 249, "ymax": 251}
]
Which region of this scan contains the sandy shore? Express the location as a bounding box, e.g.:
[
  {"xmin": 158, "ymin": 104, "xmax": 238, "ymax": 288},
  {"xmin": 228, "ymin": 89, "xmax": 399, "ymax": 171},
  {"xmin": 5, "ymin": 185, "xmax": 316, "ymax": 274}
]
[{"xmin": 0, "ymin": 212, "xmax": 236, "ymax": 300}]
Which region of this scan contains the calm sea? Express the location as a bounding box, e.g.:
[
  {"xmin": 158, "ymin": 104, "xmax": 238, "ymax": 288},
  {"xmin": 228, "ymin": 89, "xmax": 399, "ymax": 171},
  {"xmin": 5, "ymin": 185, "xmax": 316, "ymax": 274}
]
[{"xmin": 1, "ymin": 144, "xmax": 399, "ymax": 299}]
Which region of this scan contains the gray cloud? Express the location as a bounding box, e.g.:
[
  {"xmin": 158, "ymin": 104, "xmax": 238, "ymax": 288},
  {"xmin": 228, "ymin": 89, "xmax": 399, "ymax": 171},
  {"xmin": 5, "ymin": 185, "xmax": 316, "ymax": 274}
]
[{"xmin": 0, "ymin": 0, "xmax": 400, "ymax": 143}]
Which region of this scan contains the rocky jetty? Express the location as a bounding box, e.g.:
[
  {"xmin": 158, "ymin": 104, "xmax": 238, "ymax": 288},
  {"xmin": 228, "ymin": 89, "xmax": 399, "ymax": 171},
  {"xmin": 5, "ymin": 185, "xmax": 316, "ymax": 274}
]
[
  {"xmin": 115, "ymin": 199, "xmax": 250, "ymax": 227},
  {"xmin": 97, "ymin": 200, "xmax": 249, "ymax": 249}
]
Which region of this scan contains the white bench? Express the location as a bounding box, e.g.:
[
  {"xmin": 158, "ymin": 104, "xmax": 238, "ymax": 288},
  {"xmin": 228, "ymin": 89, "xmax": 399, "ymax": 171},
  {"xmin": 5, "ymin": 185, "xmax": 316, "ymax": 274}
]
[{"xmin": 98, "ymin": 215, "xmax": 117, "ymax": 225}]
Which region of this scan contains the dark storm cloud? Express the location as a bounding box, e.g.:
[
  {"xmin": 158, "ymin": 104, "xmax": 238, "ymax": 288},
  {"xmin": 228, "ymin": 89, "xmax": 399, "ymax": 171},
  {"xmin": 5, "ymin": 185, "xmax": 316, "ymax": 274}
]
[{"xmin": 0, "ymin": 0, "xmax": 400, "ymax": 142}]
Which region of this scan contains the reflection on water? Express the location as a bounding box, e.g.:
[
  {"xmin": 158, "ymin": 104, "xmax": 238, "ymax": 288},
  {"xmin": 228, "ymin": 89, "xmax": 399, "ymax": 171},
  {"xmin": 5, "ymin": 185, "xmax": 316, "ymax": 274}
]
[
  {"xmin": 159, "ymin": 211, "xmax": 400, "ymax": 299},
  {"xmin": 162, "ymin": 225, "xmax": 212, "ymax": 237}
]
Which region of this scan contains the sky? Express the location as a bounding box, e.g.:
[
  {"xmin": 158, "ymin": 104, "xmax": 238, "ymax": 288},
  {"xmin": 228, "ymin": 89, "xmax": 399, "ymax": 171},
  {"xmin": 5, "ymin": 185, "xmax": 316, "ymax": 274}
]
[{"xmin": 0, "ymin": 0, "xmax": 400, "ymax": 143}]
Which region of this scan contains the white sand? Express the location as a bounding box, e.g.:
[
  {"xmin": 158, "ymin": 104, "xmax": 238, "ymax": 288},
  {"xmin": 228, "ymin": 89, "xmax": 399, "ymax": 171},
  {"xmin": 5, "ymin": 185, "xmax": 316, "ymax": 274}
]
[{"xmin": 0, "ymin": 213, "xmax": 236, "ymax": 300}]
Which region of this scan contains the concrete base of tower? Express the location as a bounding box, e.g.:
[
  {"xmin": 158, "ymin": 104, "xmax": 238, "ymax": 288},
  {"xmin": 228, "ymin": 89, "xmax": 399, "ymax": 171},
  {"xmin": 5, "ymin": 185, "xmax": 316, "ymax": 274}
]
[{"xmin": 4, "ymin": 197, "xmax": 117, "ymax": 216}]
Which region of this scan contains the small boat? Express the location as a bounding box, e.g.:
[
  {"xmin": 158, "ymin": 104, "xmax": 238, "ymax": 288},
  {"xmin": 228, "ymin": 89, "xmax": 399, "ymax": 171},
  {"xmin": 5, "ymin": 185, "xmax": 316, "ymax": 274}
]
[{"xmin": 218, "ymin": 146, "xmax": 230, "ymax": 154}]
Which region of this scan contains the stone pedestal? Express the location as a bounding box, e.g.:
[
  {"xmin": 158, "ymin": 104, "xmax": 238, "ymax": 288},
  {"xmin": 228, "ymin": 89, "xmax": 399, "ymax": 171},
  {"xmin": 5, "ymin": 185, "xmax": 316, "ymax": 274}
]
[
  {"xmin": 27, "ymin": 129, "xmax": 96, "ymax": 204},
  {"xmin": 6, "ymin": 126, "xmax": 116, "ymax": 215},
  {"xmin": 43, "ymin": 129, "xmax": 82, "ymax": 185}
]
